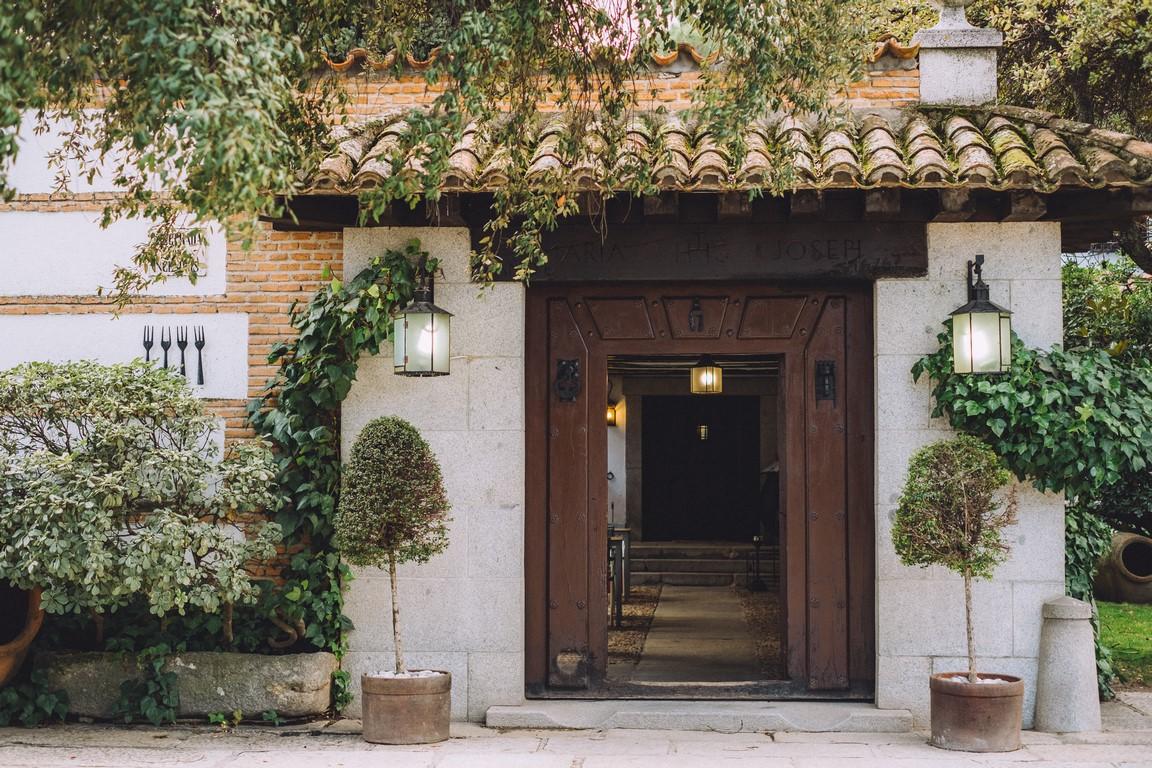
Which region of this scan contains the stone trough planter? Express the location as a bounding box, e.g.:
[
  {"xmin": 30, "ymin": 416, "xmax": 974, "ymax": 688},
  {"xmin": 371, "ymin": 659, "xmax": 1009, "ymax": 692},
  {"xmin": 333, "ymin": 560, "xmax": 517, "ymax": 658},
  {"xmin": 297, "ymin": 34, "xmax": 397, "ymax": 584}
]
[{"xmin": 35, "ymin": 651, "xmax": 338, "ymax": 720}]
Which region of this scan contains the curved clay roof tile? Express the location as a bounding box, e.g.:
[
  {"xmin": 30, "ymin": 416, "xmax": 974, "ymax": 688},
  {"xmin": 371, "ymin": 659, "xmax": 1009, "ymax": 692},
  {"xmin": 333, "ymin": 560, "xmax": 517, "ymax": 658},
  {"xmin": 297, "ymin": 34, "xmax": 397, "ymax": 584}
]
[
  {"xmin": 867, "ymin": 164, "xmax": 908, "ymax": 185},
  {"xmin": 819, "ymin": 129, "xmax": 859, "ymax": 160},
  {"xmin": 1083, "ymin": 146, "xmax": 1136, "ymax": 182},
  {"xmin": 310, "ymin": 106, "xmax": 1152, "ymax": 194},
  {"xmin": 866, "ymin": 148, "xmax": 909, "ymax": 180}
]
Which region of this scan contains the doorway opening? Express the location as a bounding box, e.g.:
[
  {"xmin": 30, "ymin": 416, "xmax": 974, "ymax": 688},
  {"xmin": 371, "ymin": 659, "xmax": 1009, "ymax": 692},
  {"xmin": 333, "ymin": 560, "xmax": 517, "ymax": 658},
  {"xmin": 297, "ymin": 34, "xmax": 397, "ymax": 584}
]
[
  {"xmin": 605, "ymin": 354, "xmax": 786, "ymax": 693},
  {"xmin": 525, "ymin": 283, "xmax": 875, "ymax": 699}
]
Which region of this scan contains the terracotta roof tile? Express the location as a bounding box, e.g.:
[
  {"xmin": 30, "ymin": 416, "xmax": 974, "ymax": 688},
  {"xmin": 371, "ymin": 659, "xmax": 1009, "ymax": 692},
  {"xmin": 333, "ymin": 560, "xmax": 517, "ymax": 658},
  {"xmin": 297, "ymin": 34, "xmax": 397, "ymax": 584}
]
[{"xmin": 308, "ymin": 106, "xmax": 1152, "ymax": 193}]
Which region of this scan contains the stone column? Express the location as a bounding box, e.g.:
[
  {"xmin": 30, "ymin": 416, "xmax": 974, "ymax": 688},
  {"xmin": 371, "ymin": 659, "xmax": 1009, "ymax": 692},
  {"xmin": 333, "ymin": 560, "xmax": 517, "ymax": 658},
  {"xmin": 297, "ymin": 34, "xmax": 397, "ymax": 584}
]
[
  {"xmin": 912, "ymin": 0, "xmax": 1003, "ymax": 105},
  {"xmin": 1035, "ymin": 596, "xmax": 1101, "ymax": 733}
]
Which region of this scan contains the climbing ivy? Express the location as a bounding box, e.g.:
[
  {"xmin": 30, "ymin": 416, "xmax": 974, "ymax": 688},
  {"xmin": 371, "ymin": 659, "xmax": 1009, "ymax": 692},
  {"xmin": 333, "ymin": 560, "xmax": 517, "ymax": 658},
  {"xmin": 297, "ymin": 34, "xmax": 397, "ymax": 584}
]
[
  {"xmin": 0, "ymin": 668, "xmax": 68, "ymax": 727},
  {"xmin": 113, "ymin": 644, "xmax": 180, "ymax": 726},
  {"xmin": 913, "ymin": 326, "xmax": 1152, "ymax": 694},
  {"xmin": 247, "ymin": 239, "xmax": 429, "ymax": 709}
]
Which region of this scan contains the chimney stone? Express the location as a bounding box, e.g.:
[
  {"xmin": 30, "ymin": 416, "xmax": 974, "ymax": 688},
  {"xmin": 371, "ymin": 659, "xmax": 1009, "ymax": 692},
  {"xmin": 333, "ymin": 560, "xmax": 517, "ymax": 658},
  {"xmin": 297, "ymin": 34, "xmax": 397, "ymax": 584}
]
[{"xmin": 912, "ymin": 0, "xmax": 1003, "ymax": 105}]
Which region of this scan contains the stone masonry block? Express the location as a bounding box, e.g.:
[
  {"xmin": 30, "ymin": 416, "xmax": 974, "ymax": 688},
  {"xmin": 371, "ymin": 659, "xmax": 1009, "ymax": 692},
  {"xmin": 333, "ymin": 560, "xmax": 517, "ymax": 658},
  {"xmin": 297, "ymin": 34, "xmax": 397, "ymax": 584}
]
[
  {"xmin": 463, "ymin": 578, "xmax": 524, "ymax": 653},
  {"xmin": 343, "ymin": 227, "xmax": 472, "ymax": 284},
  {"xmin": 918, "ymin": 48, "xmax": 998, "ymax": 106},
  {"xmin": 874, "ymin": 279, "xmax": 972, "ymax": 356},
  {"xmin": 877, "ymin": 278, "xmax": 1012, "ymax": 356},
  {"xmin": 434, "ymin": 282, "xmax": 525, "ymax": 359},
  {"xmin": 874, "ymin": 427, "xmax": 953, "ymax": 506},
  {"xmin": 342, "ymin": 354, "xmax": 470, "ymax": 450},
  {"xmin": 467, "ymin": 506, "xmax": 525, "ymax": 579},
  {"xmin": 875, "ymin": 355, "xmax": 932, "ymax": 429},
  {"xmin": 1012, "ymin": 581, "xmax": 1067, "ymax": 659},
  {"xmin": 345, "ymin": 576, "xmax": 469, "ymax": 653},
  {"xmin": 926, "ymin": 223, "xmax": 1062, "ymax": 281},
  {"xmin": 38, "ymin": 651, "xmax": 337, "ymax": 720},
  {"xmin": 467, "ymin": 652, "xmax": 526, "ymax": 720},
  {"xmin": 876, "ymin": 655, "xmax": 931, "ymax": 720},
  {"xmin": 995, "ymin": 506, "xmax": 1066, "ymax": 584},
  {"xmin": 424, "ymin": 429, "xmax": 525, "ymax": 509},
  {"xmin": 467, "ymin": 356, "xmax": 525, "ymax": 431},
  {"xmin": 1010, "ymin": 279, "xmax": 1063, "ymax": 350},
  {"xmin": 877, "ymin": 579, "xmax": 1013, "ymax": 658}
]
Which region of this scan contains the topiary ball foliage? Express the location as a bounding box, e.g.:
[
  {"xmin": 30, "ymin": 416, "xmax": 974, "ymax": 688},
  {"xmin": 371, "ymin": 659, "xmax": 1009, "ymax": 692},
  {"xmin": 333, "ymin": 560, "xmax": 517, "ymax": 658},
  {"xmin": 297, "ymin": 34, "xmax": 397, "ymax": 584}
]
[
  {"xmin": 892, "ymin": 434, "xmax": 1017, "ymax": 580},
  {"xmin": 335, "ymin": 416, "xmax": 450, "ymax": 568}
]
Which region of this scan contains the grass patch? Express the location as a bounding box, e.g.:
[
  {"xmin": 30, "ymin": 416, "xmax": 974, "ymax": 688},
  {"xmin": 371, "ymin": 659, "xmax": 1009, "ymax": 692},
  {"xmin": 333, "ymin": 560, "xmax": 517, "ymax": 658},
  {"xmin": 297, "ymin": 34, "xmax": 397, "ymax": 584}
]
[{"xmin": 1099, "ymin": 601, "xmax": 1152, "ymax": 688}]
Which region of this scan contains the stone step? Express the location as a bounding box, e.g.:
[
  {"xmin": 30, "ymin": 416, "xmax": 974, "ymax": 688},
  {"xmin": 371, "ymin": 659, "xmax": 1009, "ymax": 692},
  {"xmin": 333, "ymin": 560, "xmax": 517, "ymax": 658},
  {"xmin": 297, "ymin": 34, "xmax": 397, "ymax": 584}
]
[
  {"xmin": 632, "ymin": 571, "xmax": 737, "ymax": 586},
  {"xmin": 629, "ymin": 544, "xmax": 779, "ymax": 560},
  {"xmin": 631, "ymin": 557, "xmax": 779, "ymax": 574},
  {"xmin": 630, "ymin": 572, "xmax": 781, "ymax": 588},
  {"xmin": 487, "ymin": 700, "xmax": 914, "ymax": 733}
]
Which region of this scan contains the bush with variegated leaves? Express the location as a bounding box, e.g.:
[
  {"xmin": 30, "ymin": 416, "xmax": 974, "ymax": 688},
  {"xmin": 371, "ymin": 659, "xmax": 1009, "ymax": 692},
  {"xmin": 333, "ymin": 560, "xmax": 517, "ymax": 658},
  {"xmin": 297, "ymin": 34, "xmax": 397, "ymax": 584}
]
[{"xmin": 0, "ymin": 360, "xmax": 281, "ymax": 619}]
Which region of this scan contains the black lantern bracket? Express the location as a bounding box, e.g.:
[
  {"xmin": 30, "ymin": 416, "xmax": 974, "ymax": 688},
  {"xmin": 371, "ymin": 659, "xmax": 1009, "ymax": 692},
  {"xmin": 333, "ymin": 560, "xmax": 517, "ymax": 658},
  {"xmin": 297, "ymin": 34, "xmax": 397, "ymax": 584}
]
[{"xmin": 954, "ymin": 253, "xmax": 1011, "ymax": 318}]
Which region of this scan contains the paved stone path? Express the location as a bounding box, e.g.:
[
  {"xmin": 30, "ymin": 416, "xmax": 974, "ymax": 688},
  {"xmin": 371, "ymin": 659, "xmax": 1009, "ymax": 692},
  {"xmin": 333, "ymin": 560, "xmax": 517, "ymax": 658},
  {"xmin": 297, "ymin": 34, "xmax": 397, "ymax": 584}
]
[
  {"xmin": 2, "ymin": 720, "xmax": 1152, "ymax": 767},
  {"xmin": 632, "ymin": 585, "xmax": 761, "ymax": 683}
]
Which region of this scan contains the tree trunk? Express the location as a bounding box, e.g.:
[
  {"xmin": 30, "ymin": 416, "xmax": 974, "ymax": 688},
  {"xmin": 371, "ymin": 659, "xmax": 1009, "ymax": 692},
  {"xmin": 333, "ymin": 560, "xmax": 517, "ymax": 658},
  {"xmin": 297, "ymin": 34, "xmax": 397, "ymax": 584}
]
[
  {"xmin": 964, "ymin": 567, "xmax": 977, "ymax": 684},
  {"xmin": 389, "ymin": 551, "xmax": 405, "ymax": 674}
]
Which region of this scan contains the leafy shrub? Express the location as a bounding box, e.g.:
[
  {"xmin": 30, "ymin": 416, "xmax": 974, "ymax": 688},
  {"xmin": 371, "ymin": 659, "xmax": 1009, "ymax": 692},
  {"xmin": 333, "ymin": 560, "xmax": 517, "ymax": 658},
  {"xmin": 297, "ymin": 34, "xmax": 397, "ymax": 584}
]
[
  {"xmin": 334, "ymin": 416, "xmax": 449, "ymax": 673},
  {"xmin": 893, "ymin": 435, "xmax": 1017, "ymax": 682},
  {"xmin": 913, "ymin": 329, "xmax": 1152, "ymax": 694},
  {"xmin": 0, "ymin": 360, "xmax": 282, "ymax": 619}
]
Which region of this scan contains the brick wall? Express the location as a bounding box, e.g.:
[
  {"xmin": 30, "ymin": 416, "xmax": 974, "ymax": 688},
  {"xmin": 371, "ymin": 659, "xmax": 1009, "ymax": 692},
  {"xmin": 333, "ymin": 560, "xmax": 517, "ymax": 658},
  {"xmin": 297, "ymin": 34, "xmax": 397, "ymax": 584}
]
[
  {"xmin": 340, "ymin": 56, "xmax": 920, "ymax": 116},
  {"xmin": 0, "ymin": 196, "xmax": 343, "ymax": 443}
]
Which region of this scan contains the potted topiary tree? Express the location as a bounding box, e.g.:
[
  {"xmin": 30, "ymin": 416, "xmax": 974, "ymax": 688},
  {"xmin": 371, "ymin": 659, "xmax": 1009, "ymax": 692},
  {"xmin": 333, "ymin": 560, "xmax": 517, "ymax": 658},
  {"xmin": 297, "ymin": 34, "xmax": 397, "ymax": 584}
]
[
  {"xmin": 334, "ymin": 416, "xmax": 450, "ymax": 745},
  {"xmin": 892, "ymin": 434, "xmax": 1021, "ymax": 752}
]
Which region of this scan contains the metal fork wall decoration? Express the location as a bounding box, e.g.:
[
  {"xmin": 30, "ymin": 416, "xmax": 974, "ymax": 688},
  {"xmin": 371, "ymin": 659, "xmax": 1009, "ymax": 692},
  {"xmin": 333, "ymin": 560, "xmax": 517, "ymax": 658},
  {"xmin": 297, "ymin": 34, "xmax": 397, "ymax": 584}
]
[{"xmin": 143, "ymin": 325, "xmax": 206, "ymax": 385}]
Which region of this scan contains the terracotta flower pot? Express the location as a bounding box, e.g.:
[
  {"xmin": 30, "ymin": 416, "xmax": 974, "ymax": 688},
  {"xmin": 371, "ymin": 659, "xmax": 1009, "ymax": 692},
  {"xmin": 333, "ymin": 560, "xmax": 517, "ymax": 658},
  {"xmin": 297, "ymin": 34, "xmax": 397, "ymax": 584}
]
[
  {"xmin": 361, "ymin": 671, "xmax": 450, "ymax": 744},
  {"xmin": 929, "ymin": 672, "xmax": 1024, "ymax": 752},
  {"xmin": 0, "ymin": 587, "xmax": 45, "ymax": 688}
]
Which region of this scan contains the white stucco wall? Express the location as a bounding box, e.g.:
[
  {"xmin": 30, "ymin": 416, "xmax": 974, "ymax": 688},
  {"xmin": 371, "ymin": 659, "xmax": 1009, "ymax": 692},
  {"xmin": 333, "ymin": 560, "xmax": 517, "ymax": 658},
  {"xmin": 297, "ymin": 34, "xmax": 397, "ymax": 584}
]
[
  {"xmin": 0, "ymin": 212, "xmax": 226, "ymax": 297},
  {"xmin": 0, "ymin": 312, "xmax": 249, "ymax": 400},
  {"xmin": 339, "ymin": 227, "xmax": 526, "ymax": 721},
  {"xmin": 6, "ymin": 112, "xmax": 124, "ymax": 194},
  {"xmin": 874, "ymin": 222, "xmax": 1066, "ymax": 728}
]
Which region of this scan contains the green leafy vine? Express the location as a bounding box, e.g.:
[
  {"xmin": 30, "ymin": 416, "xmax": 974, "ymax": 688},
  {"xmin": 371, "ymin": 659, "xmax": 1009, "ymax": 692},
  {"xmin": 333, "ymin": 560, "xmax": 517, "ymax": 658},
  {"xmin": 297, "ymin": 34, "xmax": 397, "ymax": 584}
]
[
  {"xmin": 247, "ymin": 238, "xmax": 429, "ymax": 710},
  {"xmin": 114, "ymin": 644, "xmax": 179, "ymax": 726},
  {"xmin": 913, "ymin": 327, "xmax": 1152, "ymax": 694},
  {"xmin": 0, "ymin": 668, "xmax": 68, "ymax": 727}
]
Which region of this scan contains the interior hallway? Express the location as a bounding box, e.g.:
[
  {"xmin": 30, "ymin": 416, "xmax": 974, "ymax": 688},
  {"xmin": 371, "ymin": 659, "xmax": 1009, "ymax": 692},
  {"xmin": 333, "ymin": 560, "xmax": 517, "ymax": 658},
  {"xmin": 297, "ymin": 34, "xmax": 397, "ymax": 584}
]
[{"xmin": 631, "ymin": 585, "xmax": 761, "ymax": 683}]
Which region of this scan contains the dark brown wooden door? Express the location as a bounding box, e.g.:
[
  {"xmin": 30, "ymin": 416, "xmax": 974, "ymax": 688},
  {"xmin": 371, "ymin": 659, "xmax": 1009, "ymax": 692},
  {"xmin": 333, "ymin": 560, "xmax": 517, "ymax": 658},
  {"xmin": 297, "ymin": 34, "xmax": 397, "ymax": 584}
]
[{"xmin": 525, "ymin": 283, "xmax": 874, "ymax": 694}]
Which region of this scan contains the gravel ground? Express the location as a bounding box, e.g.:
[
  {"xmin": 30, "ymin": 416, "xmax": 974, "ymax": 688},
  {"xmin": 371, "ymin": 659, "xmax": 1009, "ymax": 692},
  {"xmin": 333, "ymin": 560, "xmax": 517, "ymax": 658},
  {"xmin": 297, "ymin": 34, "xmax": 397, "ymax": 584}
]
[
  {"xmin": 607, "ymin": 584, "xmax": 661, "ymax": 674},
  {"xmin": 736, "ymin": 586, "xmax": 785, "ymax": 679}
]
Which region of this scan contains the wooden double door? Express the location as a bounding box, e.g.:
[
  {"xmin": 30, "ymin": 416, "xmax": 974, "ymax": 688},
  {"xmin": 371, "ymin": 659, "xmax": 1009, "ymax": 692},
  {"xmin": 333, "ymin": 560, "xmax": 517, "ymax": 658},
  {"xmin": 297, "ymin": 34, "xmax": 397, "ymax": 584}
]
[{"xmin": 525, "ymin": 282, "xmax": 875, "ymax": 695}]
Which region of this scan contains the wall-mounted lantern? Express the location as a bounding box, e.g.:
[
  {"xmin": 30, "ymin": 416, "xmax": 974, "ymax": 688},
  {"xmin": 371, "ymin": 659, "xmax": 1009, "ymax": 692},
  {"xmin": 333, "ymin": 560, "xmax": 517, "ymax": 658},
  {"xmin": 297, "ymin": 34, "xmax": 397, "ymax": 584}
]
[
  {"xmin": 690, "ymin": 356, "xmax": 723, "ymax": 394},
  {"xmin": 697, "ymin": 424, "xmax": 709, "ymax": 441},
  {"xmin": 606, "ymin": 404, "xmax": 618, "ymax": 427},
  {"xmin": 950, "ymin": 254, "xmax": 1012, "ymax": 375},
  {"xmin": 394, "ymin": 261, "xmax": 453, "ymax": 377}
]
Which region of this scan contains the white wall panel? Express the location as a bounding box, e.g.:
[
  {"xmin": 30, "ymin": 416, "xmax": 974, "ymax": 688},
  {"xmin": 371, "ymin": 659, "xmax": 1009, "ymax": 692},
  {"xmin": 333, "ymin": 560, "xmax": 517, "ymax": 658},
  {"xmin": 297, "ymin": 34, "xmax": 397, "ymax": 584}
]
[
  {"xmin": 0, "ymin": 211, "xmax": 226, "ymax": 297},
  {"xmin": 7, "ymin": 112, "xmax": 122, "ymax": 194},
  {"xmin": 0, "ymin": 313, "xmax": 249, "ymax": 400}
]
